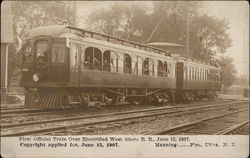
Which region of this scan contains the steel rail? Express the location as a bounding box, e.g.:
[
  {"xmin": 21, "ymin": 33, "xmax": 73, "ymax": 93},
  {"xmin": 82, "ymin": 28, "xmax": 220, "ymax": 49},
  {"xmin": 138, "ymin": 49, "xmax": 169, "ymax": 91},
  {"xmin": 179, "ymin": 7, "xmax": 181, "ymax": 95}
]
[
  {"xmin": 215, "ymin": 120, "xmax": 249, "ymax": 135},
  {"xmin": 1, "ymin": 101, "xmax": 247, "ymax": 136},
  {"xmin": 0, "ymin": 100, "xmax": 238, "ymax": 119},
  {"xmin": 144, "ymin": 108, "xmax": 248, "ymax": 135},
  {"xmin": 1, "ymin": 100, "xmax": 245, "ymax": 129}
]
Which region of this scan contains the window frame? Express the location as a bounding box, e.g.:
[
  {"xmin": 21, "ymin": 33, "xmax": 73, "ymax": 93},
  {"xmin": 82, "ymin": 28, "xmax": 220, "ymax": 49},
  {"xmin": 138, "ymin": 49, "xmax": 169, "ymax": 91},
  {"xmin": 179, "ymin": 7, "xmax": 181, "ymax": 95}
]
[
  {"xmin": 51, "ymin": 43, "xmax": 66, "ymax": 64},
  {"xmin": 35, "ymin": 40, "xmax": 49, "ymax": 63}
]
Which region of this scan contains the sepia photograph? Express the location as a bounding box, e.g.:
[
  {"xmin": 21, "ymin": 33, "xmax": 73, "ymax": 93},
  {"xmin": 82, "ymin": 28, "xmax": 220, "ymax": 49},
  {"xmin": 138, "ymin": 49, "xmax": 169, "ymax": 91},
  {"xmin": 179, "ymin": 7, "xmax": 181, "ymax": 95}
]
[{"xmin": 1, "ymin": 1, "xmax": 249, "ymax": 157}]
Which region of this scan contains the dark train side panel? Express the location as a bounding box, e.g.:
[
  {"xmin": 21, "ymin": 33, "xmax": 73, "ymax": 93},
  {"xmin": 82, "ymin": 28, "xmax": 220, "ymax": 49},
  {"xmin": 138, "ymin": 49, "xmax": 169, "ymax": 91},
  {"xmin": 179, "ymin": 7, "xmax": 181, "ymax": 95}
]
[
  {"xmin": 76, "ymin": 70, "xmax": 176, "ymax": 89},
  {"xmin": 185, "ymin": 80, "xmax": 221, "ymax": 90},
  {"xmin": 176, "ymin": 62, "xmax": 184, "ymax": 89}
]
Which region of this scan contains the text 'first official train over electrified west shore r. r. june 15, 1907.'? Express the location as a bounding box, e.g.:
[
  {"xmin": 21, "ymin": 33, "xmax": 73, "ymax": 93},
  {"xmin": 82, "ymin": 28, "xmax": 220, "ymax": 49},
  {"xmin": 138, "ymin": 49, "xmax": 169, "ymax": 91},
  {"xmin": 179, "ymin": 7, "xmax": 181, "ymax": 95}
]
[{"xmin": 20, "ymin": 25, "xmax": 222, "ymax": 109}]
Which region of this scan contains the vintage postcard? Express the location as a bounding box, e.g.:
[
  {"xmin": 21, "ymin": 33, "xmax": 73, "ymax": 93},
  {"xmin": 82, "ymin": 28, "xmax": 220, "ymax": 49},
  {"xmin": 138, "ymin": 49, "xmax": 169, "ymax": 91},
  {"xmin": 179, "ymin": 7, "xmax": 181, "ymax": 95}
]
[{"xmin": 1, "ymin": 1, "xmax": 249, "ymax": 158}]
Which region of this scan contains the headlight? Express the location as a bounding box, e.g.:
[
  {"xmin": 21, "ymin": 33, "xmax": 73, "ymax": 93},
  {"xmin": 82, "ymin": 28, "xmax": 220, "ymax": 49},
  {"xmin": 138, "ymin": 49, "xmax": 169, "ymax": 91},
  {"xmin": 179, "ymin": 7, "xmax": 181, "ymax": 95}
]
[{"xmin": 33, "ymin": 73, "xmax": 40, "ymax": 82}]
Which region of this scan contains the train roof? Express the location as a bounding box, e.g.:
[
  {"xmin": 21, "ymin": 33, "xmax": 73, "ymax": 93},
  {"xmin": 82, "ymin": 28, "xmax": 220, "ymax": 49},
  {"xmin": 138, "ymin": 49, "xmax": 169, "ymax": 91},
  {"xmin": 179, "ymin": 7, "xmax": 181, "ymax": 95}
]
[
  {"xmin": 29, "ymin": 25, "xmax": 66, "ymax": 38},
  {"xmin": 28, "ymin": 25, "xmax": 220, "ymax": 69}
]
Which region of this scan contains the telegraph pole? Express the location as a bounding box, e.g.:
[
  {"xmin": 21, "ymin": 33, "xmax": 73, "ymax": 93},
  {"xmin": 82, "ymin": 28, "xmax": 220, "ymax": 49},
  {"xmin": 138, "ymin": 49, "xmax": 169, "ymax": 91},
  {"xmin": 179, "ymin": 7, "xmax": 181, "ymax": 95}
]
[
  {"xmin": 72, "ymin": 1, "xmax": 77, "ymax": 27},
  {"xmin": 186, "ymin": 12, "xmax": 190, "ymax": 56}
]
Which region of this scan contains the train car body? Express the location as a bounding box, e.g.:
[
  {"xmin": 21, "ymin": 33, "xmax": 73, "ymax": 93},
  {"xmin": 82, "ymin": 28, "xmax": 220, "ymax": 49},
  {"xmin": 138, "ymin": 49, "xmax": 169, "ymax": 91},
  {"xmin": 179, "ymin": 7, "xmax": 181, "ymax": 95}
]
[{"xmin": 20, "ymin": 25, "xmax": 222, "ymax": 108}]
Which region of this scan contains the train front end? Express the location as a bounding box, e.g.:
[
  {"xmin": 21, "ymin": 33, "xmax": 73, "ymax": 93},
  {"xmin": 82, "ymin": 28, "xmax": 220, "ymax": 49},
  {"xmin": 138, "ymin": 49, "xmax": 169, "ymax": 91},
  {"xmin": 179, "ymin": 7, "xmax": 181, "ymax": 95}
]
[{"xmin": 20, "ymin": 26, "xmax": 70, "ymax": 108}]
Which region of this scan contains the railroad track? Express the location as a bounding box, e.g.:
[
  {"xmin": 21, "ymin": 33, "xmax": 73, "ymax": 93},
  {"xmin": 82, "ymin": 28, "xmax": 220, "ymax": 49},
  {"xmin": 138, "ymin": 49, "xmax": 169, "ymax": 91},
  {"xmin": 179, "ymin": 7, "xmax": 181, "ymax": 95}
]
[
  {"xmin": 1, "ymin": 100, "xmax": 247, "ymax": 136},
  {"xmin": 215, "ymin": 120, "xmax": 249, "ymax": 135},
  {"xmin": 1, "ymin": 100, "xmax": 243, "ymax": 127},
  {"xmin": 0, "ymin": 100, "xmax": 234, "ymax": 121},
  {"xmin": 0, "ymin": 105, "xmax": 24, "ymax": 111},
  {"xmin": 145, "ymin": 108, "xmax": 249, "ymax": 135}
]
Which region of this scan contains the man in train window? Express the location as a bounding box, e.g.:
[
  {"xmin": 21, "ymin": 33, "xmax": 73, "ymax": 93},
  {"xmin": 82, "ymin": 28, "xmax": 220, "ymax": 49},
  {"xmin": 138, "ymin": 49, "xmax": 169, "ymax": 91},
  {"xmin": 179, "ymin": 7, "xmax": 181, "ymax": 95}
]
[
  {"xmin": 37, "ymin": 47, "xmax": 47, "ymax": 63},
  {"xmin": 84, "ymin": 55, "xmax": 92, "ymax": 69}
]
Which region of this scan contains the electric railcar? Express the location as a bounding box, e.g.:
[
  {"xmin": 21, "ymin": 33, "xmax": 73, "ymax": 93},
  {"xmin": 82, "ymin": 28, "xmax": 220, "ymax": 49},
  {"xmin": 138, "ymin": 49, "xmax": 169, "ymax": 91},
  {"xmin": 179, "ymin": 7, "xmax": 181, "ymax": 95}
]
[{"xmin": 20, "ymin": 25, "xmax": 222, "ymax": 108}]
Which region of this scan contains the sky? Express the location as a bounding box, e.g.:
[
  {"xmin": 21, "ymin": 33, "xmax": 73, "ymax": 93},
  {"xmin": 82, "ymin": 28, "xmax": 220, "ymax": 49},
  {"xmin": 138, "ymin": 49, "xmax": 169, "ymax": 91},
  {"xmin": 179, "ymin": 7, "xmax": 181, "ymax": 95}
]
[{"xmin": 76, "ymin": 1, "xmax": 249, "ymax": 77}]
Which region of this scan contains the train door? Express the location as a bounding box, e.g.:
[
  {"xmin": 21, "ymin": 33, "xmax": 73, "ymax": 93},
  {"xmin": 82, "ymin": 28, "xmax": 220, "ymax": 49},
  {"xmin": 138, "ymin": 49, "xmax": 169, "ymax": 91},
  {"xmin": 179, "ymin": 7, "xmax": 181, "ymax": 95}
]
[
  {"xmin": 34, "ymin": 40, "xmax": 49, "ymax": 82},
  {"xmin": 49, "ymin": 39, "xmax": 68, "ymax": 82},
  {"xmin": 70, "ymin": 43, "xmax": 81, "ymax": 85},
  {"xmin": 176, "ymin": 62, "xmax": 184, "ymax": 89}
]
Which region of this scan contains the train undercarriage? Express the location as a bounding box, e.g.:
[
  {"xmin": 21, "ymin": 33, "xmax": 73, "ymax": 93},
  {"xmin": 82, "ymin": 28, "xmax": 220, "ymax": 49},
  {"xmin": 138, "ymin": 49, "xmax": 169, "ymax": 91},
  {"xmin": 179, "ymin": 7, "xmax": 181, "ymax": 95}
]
[{"xmin": 24, "ymin": 87, "xmax": 217, "ymax": 109}]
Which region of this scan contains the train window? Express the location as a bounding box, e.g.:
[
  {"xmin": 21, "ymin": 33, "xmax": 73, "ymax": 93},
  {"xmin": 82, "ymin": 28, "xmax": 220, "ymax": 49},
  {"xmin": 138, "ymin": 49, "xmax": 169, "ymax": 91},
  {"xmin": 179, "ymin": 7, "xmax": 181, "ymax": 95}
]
[
  {"xmin": 168, "ymin": 63, "xmax": 171, "ymax": 77},
  {"xmin": 84, "ymin": 47, "xmax": 102, "ymax": 70},
  {"xmin": 193, "ymin": 67, "xmax": 195, "ymax": 80},
  {"xmin": 163, "ymin": 62, "xmax": 168, "ymax": 77},
  {"xmin": 190, "ymin": 67, "xmax": 192, "ymax": 80},
  {"xmin": 23, "ymin": 43, "xmax": 33, "ymax": 63},
  {"xmin": 103, "ymin": 50, "xmax": 118, "ymax": 72},
  {"xmin": 201, "ymin": 69, "xmax": 203, "ymax": 80},
  {"xmin": 173, "ymin": 64, "xmax": 176, "ymax": 78},
  {"xmin": 133, "ymin": 58, "xmax": 138, "ymax": 74},
  {"xmin": 196, "ymin": 68, "xmax": 198, "ymax": 80},
  {"xmin": 157, "ymin": 60, "xmax": 163, "ymax": 77},
  {"xmin": 185, "ymin": 67, "xmax": 188, "ymax": 80},
  {"xmin": 199, "ymin": 69, "xmax": 201, "ymax": 80},
  {"xmin": 149, "ymin": 59, "xmax": 154, "ymax": 76},
  {"xmin": 71, "ymin": 44, "xmax": 80, "ymax": 67},
  {"xmin": 198, "ymin": 68, "xmax": 200, "ymax": 80},
  {"xmin": 194, "ymin": 68, "xmax": 196, "ymax": 80},
  {"xmin": 192, "ymin": 67, "xmax": 193, "ymax": 80},
  {"xmin": 110, "ymin": 51, "xmax": 118, "ymax": 72},
  {"xmin": 36, "ymin": 41, "xmax": 48, "ymax": 63},
  {"xmin": 143, "ymin": 58, "xmax": 149, "ymax": 75},
  {"xmin": 124, "ymin": 54, "xmax": 132, "ymax": 74},
  {"xmin": 206, "ymin": 70, "xmax": 208, "ymax": 80},
  {"xmin": 203, "ymin": 69, "xmax": 205, "ymax": 80},
  {"xmin": 189, "ymin": 67, "xmax": 192, "ymax": 80},
  {"xmin": 137, "ymin": 57, "xmax": 143, "ymax": 75},
  {"xmin": 143, "ymin": 58, "xmax": 154, "ymax": 76},
  {"xmin": 84, "ymin": 47, "xmax": 94, "ymax": 69},
  {"xmin": 204, "ymin": 70, "xmax": 206, "ymax": 80},
  {"xmin": 51, "ymin": 44, "xmax": 65, "ymax": 63},
  {"xmin": 103, "ymin": 50, "xmax": 111, "ymax": 72},
  {"xmin": 94, "ymin": 48, "xmax": 102, "ymax": 70},
  {"xmin": 198, "ymin": 69, "xmax": 200, "ymax": 80},
  {"xmin": 196, "ymin": 68, "xmax": 199, "ymax": 80}
]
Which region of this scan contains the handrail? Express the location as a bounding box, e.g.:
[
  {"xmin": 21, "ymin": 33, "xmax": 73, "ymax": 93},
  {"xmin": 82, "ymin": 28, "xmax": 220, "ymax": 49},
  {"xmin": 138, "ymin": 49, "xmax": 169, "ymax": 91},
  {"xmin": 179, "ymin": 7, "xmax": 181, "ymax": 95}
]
[
  {"xmin": 67, "ymin": 26, "xmax": 219, "ymax": 68},
  {"xmin": 67, "ymin": 26, "xmax": 171, "ymax": 57}
]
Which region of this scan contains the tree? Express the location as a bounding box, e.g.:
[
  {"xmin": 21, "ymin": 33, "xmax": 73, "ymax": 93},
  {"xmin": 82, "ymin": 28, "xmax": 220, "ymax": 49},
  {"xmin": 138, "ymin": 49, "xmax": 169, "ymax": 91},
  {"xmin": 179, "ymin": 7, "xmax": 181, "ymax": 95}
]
[
  {"xmin": 8, "ymin": 1, "xmax": 74, "ymax": 86},
  {"xmin": 192, "ymin": 14, "xmax": 232, "ymax": 60},
  {"xmin": 87, "ymin": 2, "xmax": 151, "ymax": 42},
  {"xmin": 87, "ymin": 1, "xmax": 232, "ymax": 61},
  {"xmin": 216, "ymin": 56, "xmax": 237, "ymax": 89},
  {"xmin": 12, "ymin": 1, "xmax": 74, "ymax": 43},
  {"xmin": 149, "ymin": 1, "xmax": 232, "ymax": 61}
]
